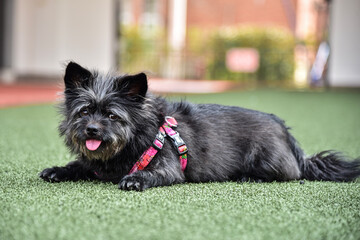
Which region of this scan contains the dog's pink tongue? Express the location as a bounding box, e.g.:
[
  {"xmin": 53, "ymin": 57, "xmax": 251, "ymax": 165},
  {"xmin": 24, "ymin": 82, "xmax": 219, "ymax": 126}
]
[{"xmin": 86, "ymin": 139, "xmax": 102, "ymax": 151}]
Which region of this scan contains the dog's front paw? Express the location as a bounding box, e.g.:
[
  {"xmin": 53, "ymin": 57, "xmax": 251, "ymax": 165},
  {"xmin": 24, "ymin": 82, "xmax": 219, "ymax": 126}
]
[
  {"xmin": 118, "ymin": 175, "xmax": 147, "ymax": 191},
  {"xmin": 39, "ymin": 167, "xmax": 69, "ymax": 183}
]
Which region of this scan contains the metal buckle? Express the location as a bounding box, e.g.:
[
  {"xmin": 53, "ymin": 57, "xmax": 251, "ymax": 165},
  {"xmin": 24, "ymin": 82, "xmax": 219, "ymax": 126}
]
[
  {"xmin": 168, "ymin": 132, "xmax": 184, "ymax": 146},
  {"xmin": 168, "ymin": 132, "xmax": 188, "ymax": 155},
  {"xmin": 153, "ymin": 131, "xmax": 165, "ymax": 150}
]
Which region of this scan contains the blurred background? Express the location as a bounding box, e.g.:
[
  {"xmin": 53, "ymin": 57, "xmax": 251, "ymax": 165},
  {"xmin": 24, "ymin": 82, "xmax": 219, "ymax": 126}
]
[{"xmin": 0, "ymin": 0, "xmax": 360, "ymax": 106}]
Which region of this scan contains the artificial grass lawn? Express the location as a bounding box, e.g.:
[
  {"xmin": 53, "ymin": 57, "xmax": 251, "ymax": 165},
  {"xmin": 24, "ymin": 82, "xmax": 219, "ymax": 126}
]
[{"xmin": 1, "ymin": 89, "xmax": 360, "ymax": 240}]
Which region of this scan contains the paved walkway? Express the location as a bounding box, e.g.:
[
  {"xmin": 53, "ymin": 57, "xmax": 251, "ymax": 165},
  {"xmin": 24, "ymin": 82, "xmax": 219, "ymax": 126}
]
[
  {"xmin": 0, "ymin": 78, "xmax": 239, "ymax": 108},
  {"xmin": 0, "ymin": 83, "xmax": 61, "ymax": 108}
]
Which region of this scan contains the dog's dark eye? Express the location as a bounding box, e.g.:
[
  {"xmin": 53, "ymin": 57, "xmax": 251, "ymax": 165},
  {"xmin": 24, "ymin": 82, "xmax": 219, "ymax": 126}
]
[
  {"xmin": 80, "ymin": 109, "xmax": 89, "ymax": 117},
  {"xmin": 108, "ymin": 113, "xmax": 119, "ymax": 121}
]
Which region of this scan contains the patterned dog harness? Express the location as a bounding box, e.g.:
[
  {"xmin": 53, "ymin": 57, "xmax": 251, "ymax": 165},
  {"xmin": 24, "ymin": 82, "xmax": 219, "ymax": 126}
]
[{"xmin": 129, "ymin": 116, "xmax": 188, "ymax": 174}]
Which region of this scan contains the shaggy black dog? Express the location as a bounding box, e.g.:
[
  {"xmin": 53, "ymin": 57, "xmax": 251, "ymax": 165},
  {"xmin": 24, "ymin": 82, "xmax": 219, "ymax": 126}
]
[{"xmin": 40, "ymin": 62, "xmax": 360, "ymax": 191}]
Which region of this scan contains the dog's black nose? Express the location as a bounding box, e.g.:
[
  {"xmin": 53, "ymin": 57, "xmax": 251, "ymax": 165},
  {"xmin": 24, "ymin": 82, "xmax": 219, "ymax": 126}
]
[{"xmin": 86, "ymin": 124, "xmax": 100, "ymax": 136}]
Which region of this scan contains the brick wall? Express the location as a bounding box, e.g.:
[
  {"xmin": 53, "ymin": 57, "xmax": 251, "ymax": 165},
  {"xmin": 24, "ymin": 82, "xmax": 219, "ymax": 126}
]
[{"xmin": 187, "ymin": 0, "xmax": 297, "ymax": 31}]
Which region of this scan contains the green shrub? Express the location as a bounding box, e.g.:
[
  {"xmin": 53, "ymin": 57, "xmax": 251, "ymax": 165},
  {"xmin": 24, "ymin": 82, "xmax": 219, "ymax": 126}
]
[
  {"xmin": 120, "ymin": 26, "xmax": 167, "ymax": 75},
  {"xmin": 120, "ymin": 26, "xmax": 295, "ymax": 82},
  {"xmin": 206, "ymin": 26, "xmax": 295, "ymax": 83}
]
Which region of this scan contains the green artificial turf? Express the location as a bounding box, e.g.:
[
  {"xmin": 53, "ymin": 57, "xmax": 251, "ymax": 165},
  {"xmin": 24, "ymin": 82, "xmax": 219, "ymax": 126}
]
[{"xmin": 1, "ymin": 89, "xmax": 360, "ymax": 240}]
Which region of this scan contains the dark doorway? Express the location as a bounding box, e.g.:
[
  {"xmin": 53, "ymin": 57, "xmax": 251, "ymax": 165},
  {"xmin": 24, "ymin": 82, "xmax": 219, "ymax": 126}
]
[{"xmin": 0, "ymin": 0, "xmax": 13, "ymax": 70}]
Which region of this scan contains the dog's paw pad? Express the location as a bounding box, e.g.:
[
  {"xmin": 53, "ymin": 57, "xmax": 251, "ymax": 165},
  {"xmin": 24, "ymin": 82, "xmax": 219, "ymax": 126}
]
[{"xmin": 118, "ymin": 176, "xmax": 145, "ymax": 191}]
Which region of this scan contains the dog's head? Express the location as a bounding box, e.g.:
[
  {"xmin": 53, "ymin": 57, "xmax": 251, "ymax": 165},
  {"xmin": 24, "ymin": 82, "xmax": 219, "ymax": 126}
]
[{"xmin": 59, "ymin": 62, "xmax": 150, "ymax": 160}]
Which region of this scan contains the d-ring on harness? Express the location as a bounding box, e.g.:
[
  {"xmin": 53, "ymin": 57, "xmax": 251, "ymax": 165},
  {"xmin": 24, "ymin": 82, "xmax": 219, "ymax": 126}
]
[{"xmin": 129, "ymin": 116, "xmax": 188, "ymax": 174}]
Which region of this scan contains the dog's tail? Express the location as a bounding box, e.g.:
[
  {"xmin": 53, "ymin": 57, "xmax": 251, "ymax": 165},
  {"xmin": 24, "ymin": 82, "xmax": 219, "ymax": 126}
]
[
  {"xmin": 287, "ymin": 134, "xmax": 360, "ymax": 182},
  {"xmin": 301, "ymin": 151, "xmax": 360, "ymax": 182}
]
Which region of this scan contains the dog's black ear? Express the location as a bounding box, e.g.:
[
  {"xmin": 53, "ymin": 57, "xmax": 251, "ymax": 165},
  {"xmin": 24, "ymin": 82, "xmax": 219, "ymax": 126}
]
[
  {"xmin": 64, "ymin": 62, "xmax": 92, "ymax": 89},
  {"xmin": 119, "ymin": 73, "xmax": 148, "ymax": 99}
]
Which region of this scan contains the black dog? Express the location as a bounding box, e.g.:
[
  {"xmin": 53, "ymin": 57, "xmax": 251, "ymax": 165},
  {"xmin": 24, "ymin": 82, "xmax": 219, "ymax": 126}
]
[{"xmin": 40, "ymin": 62, "xmax": 360, "ymax": 191}]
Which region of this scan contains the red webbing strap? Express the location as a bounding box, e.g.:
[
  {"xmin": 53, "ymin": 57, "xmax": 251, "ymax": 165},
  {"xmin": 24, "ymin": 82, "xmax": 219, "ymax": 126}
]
[
  {"xmin": 128, "ymin": 146, "xmax": 158, "ymax": 174},
  {"xmin": 162, "ymin": 123, "xmax": 188, "ymax": 171},
  {"xmin": 128, "ymin": 116, "xmax": 188, "ymax": 174}
]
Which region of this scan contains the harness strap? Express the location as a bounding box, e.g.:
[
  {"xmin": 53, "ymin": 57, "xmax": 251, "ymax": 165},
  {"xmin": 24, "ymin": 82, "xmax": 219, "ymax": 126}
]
[{"xmin": 128, "ymin": 116, "xmax": 188, "ymax": 174}]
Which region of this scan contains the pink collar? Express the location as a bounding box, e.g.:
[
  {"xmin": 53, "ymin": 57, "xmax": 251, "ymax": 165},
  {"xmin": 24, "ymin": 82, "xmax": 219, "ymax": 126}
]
[{"xmin": 129, "ymin": 116, "xmax": 188, "ymax": 174}]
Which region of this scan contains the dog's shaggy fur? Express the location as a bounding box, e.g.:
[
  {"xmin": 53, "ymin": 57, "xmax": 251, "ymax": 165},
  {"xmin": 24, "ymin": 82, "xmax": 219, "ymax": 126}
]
[{"xmin": 40, "ymin": 62, "xmax": 360, "ymax": 191}]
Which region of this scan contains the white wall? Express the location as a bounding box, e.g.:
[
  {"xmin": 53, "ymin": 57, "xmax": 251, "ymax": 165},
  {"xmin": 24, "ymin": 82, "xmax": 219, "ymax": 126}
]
[
  {"xmin": 12, "ymin": 0, "xmax": 116, "ymax": 76},
  {"xmin": 328, "ymin": 0, "xmax": 360, "ymax": 87}
]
